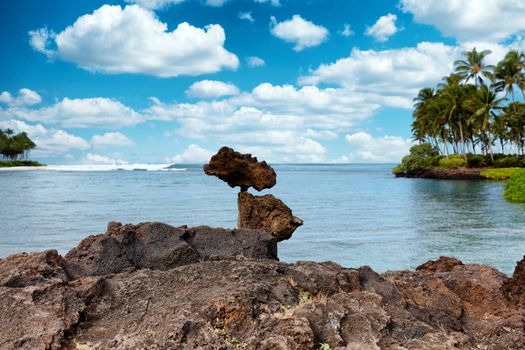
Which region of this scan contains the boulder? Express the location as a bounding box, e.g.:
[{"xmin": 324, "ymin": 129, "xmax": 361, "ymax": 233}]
[
  {"xmin": 64, "ymin": 221, "xmax": 277, "ymax": 279},
  {"xmin": 238, "ymin": 191, "xmax": 303, "ymax": 241},
  {"xmin": 502, "ymin": 255, "xmax": 525, "ymax": 306},
  {"xmin": 416, "ymin": 256, "xmax": 463, "ymax": 273},
  {"xmin": 203, "ymin": 146, "xmax": 276, "ymax": 192}
]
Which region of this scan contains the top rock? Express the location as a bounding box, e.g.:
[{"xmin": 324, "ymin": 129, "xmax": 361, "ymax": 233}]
[{"xmin": 203, "ymin": 146, "xmax": 276, "ymax": 192}]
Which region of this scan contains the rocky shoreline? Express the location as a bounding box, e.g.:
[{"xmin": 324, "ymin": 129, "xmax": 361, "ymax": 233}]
[
  {"xmin": 2, "ymin": 222, "xmax": 525, "ymax": 349},
  {"xmin": 2, "ymin": 148, "xmax": 525, "ymax": 349},
  {"xmin": 394, "ymin": 167, "xmax": 486, "ymax": 180}
]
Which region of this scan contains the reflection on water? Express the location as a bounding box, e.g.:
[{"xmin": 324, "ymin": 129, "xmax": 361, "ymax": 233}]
[{"xmin": 0, "ymin": 164, "xmax": 524, "ymax": 274}]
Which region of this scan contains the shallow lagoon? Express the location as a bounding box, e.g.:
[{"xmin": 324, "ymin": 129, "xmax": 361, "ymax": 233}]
[{"xmin": 1, "ymin": 164, "xmax": 524, "ymax": 274}]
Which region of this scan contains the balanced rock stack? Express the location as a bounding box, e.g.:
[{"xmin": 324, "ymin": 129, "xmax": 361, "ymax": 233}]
[{"xmin": 204, "ymin": 146, "xmax": 303, "ymax": 241}]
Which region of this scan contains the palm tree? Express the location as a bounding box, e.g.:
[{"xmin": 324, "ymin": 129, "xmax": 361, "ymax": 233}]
[
  {"xmin": 492, "ymin": 51, "xmax": 525, "ymax": 103},
  {"xmin": 412, "ymin": 88, "xmax": 436, "ymax": 144},
  {"xmin": 454, "ymin": 48, "xmax": 495, "ymax": 87},
  {"xmin": 467, "ymin": 85, "xmax": 504, "ymax": 162},
  {"xmin": 437, "ymin": 74, "xmax": 473, "ymax": 159}
]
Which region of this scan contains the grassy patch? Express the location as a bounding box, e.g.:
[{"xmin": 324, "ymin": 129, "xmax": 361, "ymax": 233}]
[
  {"xmin": 480, "ymin": 168, "xmax": 522, "ymax": 180},
  {"xmin": 438, "ymin": 155, "xmax": 466, "ymax": 169},
  {"xmin": 0, "ymin": 160, "xmax": 45, "ymax": 168},
  {"xmin": 504, "ymin": 170, "xmax": 525, "ymax": 203}
]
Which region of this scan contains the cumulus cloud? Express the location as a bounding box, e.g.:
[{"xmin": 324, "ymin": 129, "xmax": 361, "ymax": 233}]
[
  {"xmin": 270, "ymin": 15, "xmax": 329, "ymax": 51},
  {"xmin": 365, "ymin": 13, "xmax": 398, "ymax": 42},
  {"xmin": 340, "ymin": 24, "xmax": 354, "ymax": 37},
  {"xmin": 91, "ymin": 132, "xmax": 135, "ymax": 148},
  {"xmin": 34, "ymin": 98, "xmax": 142, "ymax": 128},
  {"xmin": 254, "ymin": 0, "xmax": 280, "ymax": 6},
  {"xmin": 186, "ymin": 80, "xmax": 240, "ymax": 99},
  {"xmin": 143, "ymin": 80, "xmax": 403, "ymax": 162},
  {"xmin": 166, "ymin": 144, "xmax": 213, "ymax": 163},
  {"xmin": 1, "ymin": 96, "xmax": 143, "ymax": 128},
  {"xmin": 126, "ymin": 0, "xmax": 226, "ymax": 9},
  {"xmin": 125, "ymin": 0, "xmax": 184, "ymax": 10},
  {"xmin": 246, "ymin": 56, "xmax": 266, "ymax": 67},
  {"xmin": 345, "ymin": 132, "xmax": 414, "ymax": 163},
  {"xmin": 83, "ymin": 153, "xmax": 128, "ymax": 165},
  {"xmin": 300, "ymin": 42, "xmax": 460, "ymax": 105},
  {"xmin": 29, "ymin": 5, "xmax": 239, "ymax": 77},
  {"xmin": 0, "ymin": 119, "xmax": 90, "ymax": 157},
  {"xmin": 400, "ymin": 0, "xmax": 525, "ymax": 43},
  {"xmin": 0, "ymin": 88, "xmax": 42, "ymax": 107},
  {"xmin": 239, "ymin": 11, "xmax": 254, "ymax": 22}
]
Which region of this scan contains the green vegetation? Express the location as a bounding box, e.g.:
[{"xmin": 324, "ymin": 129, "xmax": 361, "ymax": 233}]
[
  {"xmin": 504, "ymin": 170, "xmax": 525, "ymax": 202},
  {"xmin": 318, "ymin": 344, "xmax": 332, "ymax": 350},
  {"xmin": 0, "ymin": 160, "xmax": 44, "ymax": 168},
  {"xmin": 480, "ymin": 168, "xmax": 522, "ymax": 180},
  {"xmin": 392, "ymin": 143, "xmax": 439, "ymax": 175},
  {"xmin": 395, "ymin": 48, "xmax": 525, "ymax": 175},
  {"xmin": 438, "ymin": 154, "xmax": 466, "ymax": 169},
  {"xmin": 0, "ymin": 128, "xmax": 41, "ymax": 166}
]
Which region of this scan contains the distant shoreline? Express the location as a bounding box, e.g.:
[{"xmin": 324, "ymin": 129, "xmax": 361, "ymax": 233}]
[
  {"xmin": 395, "ymin": 167, "xmax": 486, "ymax": 180},
  {"xmin": 0, "ymin": 166, "xmax": 47, "ymax": 171}
]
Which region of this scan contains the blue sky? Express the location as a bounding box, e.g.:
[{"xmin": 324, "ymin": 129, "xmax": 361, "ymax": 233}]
[{"xmin": 1, "ymin": 0, "xmax": 525, "ymax": 164}]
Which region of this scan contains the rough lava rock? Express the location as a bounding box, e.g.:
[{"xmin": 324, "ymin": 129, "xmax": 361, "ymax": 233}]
[
  {"xmin": 503, "ymin": 254, "xmax": 525, "ymax": 306},
  {"xmin": 65, "ymin": 221, "xmax": 277, "ymax": 279},
  {"xmin": 238, "ymin": 191, "xmax": 303, "ymax": 241},
  {"xmin": 204, "ymin": 146, "xmax": 277, "ymax": 192},
  {"xmin": 2, "ymin": 226, "xmax": 525, "ymax": 349}
]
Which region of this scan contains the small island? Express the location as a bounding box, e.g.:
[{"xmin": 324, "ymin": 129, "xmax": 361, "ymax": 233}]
[
  {"xmin": 0, "ymin": 128, "xmax": 44, "ymax": 168},
  {"xmin": 393, "ymin": 48, "xmax": 525, "ymax": 202}
]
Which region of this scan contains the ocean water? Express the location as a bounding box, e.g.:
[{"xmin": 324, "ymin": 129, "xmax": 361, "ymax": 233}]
[{"xmin": 1, "ymin": 164, "xmax": 524, "ymax": 275}]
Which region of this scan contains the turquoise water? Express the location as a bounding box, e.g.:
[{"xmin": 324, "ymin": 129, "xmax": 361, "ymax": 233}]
[{"xmin": 1, "ymin": 164, "xmax": 524, "ymax": 274}]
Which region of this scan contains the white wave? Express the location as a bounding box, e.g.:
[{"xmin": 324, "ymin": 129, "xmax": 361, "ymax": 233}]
[{"xmin": 44, "ymin": 164, "xmax": 186, "ymax": 172}]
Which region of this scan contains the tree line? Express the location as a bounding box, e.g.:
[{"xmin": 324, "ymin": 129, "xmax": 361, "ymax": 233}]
[
  {"xmin": 411, "ymin": 48, "xmax": 525, "ymax": 162},
  {"xmin": 0, "ymin": 129, "xmax": 36, "ymax": 160}
]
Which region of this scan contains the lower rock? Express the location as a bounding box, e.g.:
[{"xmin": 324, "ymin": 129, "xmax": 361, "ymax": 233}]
[{"xmin": 238, "ymin": 192, "xmax": 303, "ymax": 241}]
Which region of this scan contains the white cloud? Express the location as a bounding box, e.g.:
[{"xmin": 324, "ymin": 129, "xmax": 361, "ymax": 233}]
[
  {"xmin": 400, "ymin": 0, "xmax": 525, "ymax": 43},
  {"xmin": 304, "ymin": 129, "xmax": 338, "ymax": 140},
  {"xmin": 246, "ymin": 56, "xmax": 266, "ymax": 67},
  {"xmin": 205, "ymin": 0, "xmax": 227, "ymax": 6},
  {"xmin": 345, "ymin": 132, "xmax": 414, "ymax": 163},
  {"xmin": 365, "ymin": 13, "xmax": 398, "ymax": 42},
  {"xmin": 270, "ymin": 15, "xmax": 329, "ymax": 51},
  {"xmin": 0, "ymin": 120, "xmax": 90, "ymax": 157},
  {"xmin": 239, "ymin": 11, "xmax": 254, "ymax": 23},
  {"xmin": 143, "ymin": 80, "xmax": 401, "ymax": 162},
  {"xmin": 91, "ymin": 132, "xmax": 135, "ymax": 148},
  {"xmin": 300, "ymin": 42, "xmax": 459, "ymax": 105},
  {"xmin": 1, "ymin": 97, "xmax": 142, "ymax": 129},
  {"xmin": 83, "ymin": 153, "xmax": 128, "ymax": 165},
  {"xmin": 125, "ymin": 0, "xmax": 184, "ymax": 10},
  {"xmin": 166, "ymin": 144, "xmax": 213, "ymax": 163},
  {"xmin": 28, "ymin": 28, "xmax": 56, "ymax": 57},
  {"xmin": 340, "ymin": 23, "xmax": 354, "ymax": 37},
  {"xmin": 186, "ymin": 80, "xmax": 240, "ymax": 99},
  {"xmin": 29, "ymin": 5, "xmax": 239, "ymax": 77},
  {"xmin": 126, "ymin": 0, "xmax": 226, "ymax": 9},
  {"xmin": 254, "ymin": 0, "xmax": 280, "ymax": 6},
  {"xmin": 31, "ymin": 98, "xmax": 142, "ymax": 128},
  {"xmin": 0, "ymin": 89, "xmax": 42, "ymax": 107}
]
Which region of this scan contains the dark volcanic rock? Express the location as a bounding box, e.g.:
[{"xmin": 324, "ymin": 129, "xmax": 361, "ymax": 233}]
[
  {"xmin": 204, "ymin": 146, "xmax": 277, "ymax": 191},
  {"xmin": 0, "ymin": 250, "xmax": 68, "ymax": 287},
  {"xmin": 238, "ymin": 191, "xmax": 303, "ymax": 241},
  {"xmin": 416, "ymin": 256, "xmax": 463, "ymax": 273},
  {"xmin": 503, "ymin": 255, "xmax": 525, "ymax": 306},
  {"xmin": 0, "ymin": 251, "xmax": 102, "ymax": 350},
  {"xmin": 64, "ymin": 221, "xmax": 277, "ymax": 278},
  {"xmin": 2, "ymin": 229, "xmax": 525, "ymax": 349},
  {"xmin": 396, "ymin": 167, "xmax": 485, "ymax": 180}
]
